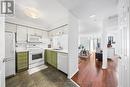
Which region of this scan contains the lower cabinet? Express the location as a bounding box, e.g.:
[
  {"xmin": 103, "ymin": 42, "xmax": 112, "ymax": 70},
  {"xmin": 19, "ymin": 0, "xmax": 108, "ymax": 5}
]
[
  {"xmin": 45, "ymin": 50, "xmax": 57, "ymax": 68},
  {"xmin": 57, "ymin": 53, "xmax": 68, "ymax": 74},
  {"xmin": 45, "ymin": 50, "xmax": 68, "ymax": 74},
  {"xmin": 45, "ymin": 50, "xmax": 51, "ymax": 64},
  {"xmin": 16, "ymin": 52, "xmax": 28, "ymax": 72}
]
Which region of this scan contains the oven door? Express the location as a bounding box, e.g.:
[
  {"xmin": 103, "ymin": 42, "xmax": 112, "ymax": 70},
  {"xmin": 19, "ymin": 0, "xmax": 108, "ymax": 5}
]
[{"xmin": 29, "ymin": 52, "xmax": 44, "ymax": 64}]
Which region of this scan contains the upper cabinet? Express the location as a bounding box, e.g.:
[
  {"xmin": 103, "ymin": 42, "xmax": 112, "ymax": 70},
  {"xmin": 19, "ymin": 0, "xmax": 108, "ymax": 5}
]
[
  {"xmin": 6, "ymin": 22, "xmax": 49, "ymax": 43},
  {"xmin": 35, "ymin": 29, "xmax": 43, "ymax": 37},
  {"xmin": 42, "ymin": 31, "xmax": 48, "ymax": 39},
  {"xmin": 27, "ymin": 28, "xmax": 49, "ymax": 43},
  {"xmin": 17, "ymin": 26, "xmax": 28, "ymax": 43},
  {"xmin": 5, "ymin": 23, "xmax": 17, "ymax": 32},
  {"xmin": 28, "ymin": 28, "xmax": 43, "ymax": 37},
  {"xmin": 41, "ymin": 31, "xmax": 49, "ymax": 43},
  {"xmin": 49, "ymin": 25, "xmax": 68, "ymax": 37},
  {"xmin": 27, "ymin": 28, "xmax": 35, "ymax": 36}
]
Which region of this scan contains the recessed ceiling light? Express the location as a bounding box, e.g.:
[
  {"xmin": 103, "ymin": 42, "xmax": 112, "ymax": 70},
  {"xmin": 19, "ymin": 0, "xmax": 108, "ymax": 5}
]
[
  {"xmin": 24, "ymin": 7, "xmax": 40, "ymax": 19},
  {"xmin": 90, "ymin": 15, "xmax": 96, "ymax": 18}
]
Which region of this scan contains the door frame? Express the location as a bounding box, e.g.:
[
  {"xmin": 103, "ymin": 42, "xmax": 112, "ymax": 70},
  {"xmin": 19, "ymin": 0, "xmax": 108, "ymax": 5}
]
[
  {"xmin": 0, "ymin": 17, "xmax": 5, "ymax": 87},
  {"xmin": 118, "ymin": 0, "xmax": 130, "ymax": 87}
]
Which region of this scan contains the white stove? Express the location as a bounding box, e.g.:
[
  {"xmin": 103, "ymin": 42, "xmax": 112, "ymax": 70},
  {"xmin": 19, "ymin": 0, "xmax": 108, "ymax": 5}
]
[
  {"xmin": 28, "ymin": 48, "xmax": 44, "ymax": 68},
  {"xmin": 27, "ymin": 46, "xmax": 47, "ymax": 74}
]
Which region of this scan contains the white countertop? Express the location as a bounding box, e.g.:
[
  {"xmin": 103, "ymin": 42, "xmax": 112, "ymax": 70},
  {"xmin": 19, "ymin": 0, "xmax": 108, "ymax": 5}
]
[
  {"xmin": 16, "ymin": 49, "xmax": 28, "ymax": 52},
  {"xmin": 46, "ymin": 48, "xmax": 68, "ymax": 54},
  {"xmin": 16, "ymin": 47, "xmax": 68, "ymax": 54}
]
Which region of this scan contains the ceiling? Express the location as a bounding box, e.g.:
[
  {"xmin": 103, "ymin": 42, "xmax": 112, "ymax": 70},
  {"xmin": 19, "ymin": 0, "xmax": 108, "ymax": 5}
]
[
  {"xmin": 57, "ymin": 0, "xmax": 118, "ymax": 34},
  {"xmin": 6, "ymin": 0, "xmax": 68, "ymax": 30},
  {"xmin": 6, "ymin": 0, "xmax": 118, "ymax": 32}
]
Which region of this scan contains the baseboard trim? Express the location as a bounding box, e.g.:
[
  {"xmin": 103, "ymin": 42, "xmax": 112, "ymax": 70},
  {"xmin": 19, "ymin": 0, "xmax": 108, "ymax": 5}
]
[
  {"xmin": 70, "ymin": 79, "xmax": 80, "ymax": 87},
  {"xmin": 68, "ymin": 69, "xmax": 79, "ymax": 79},
  {"xmin": 28, "ymin": 64, "xmax": 48, "ymax": 75}
]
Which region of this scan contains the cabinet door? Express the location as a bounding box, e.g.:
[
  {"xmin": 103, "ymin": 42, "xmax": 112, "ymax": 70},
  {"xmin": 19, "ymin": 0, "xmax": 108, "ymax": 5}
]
[
  {"xmin": 51, "ymin": 51, "xmax": 57, "ymax": 68},
  {"xmin": 58, "ymin": 53, "xmax": 68, "ymax": 74},
  {"xmin": 5, "ymin": 23, "xmax": 17, "ymax": 32},
  {"xmin": 27, "ymin": 28, "xmax": 35, "ymax": 36},
  {"xmin": 46, "ymin": 50, "xmax": 52, "ymax": 64},
  {"xmin": 42, "ymin": 31, "xmax": 48, "ymax": 38},
  {"xmin": 16, "ymin": 52, "xmax": 28, "ymax": 72},
  {"xmin": 36, "ymin": 29, "xmax": 43, "ymax": 37},
  {"xmin": 17, "ymin": 26, "xmax": 27, "ymax": 42},
  {"xmin": 42, "ymin": 31, "xmax": 49, "ymax": 43}
]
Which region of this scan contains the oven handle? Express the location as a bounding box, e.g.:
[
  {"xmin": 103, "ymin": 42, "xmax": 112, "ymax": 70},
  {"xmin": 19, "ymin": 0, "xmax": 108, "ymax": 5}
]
[{"xmin": 29, "ymin": 52, "xmax": 43, "ymax": 55}]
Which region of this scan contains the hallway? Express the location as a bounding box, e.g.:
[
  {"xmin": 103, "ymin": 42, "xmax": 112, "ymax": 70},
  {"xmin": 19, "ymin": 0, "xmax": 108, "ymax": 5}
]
[{"xmin": 72, "ymin": 53, "xmax": 118, "ymax": 87}]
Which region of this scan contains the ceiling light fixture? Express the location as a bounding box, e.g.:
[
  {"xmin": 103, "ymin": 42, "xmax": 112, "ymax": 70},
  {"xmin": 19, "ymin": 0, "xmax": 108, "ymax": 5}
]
[
  {"xmin": 90, "ymin": 15, "xmax": 96, "ymax": 18},
  {"xmin": 24, "ymin": 7, "xmax": 40, "ymax": 19}
]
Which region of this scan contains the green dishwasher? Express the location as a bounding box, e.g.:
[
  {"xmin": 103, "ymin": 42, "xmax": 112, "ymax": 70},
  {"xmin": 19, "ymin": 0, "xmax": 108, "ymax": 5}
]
[{"xmin": 16, "ymin": 52, "xmax": 28, "ymax": 72}]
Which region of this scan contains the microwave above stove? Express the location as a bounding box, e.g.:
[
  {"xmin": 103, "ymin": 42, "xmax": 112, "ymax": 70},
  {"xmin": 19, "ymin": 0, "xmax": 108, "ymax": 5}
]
[{"xmin": 28, "ymin": 35, "xmax": 42, "ymax": 43}]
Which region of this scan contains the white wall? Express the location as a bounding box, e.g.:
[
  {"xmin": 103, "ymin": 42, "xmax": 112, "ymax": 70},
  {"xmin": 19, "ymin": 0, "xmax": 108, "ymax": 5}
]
[
  {"xmin": 68, "ymin": 14, "xmax": 79, "ymax": 78},
  {"xmin": 0, "ymin": 16, "xmax": 5, "ymax": 87},
  {"xmin": 101, "ymin": 30, "xmax": 108, "ymax": 69}
]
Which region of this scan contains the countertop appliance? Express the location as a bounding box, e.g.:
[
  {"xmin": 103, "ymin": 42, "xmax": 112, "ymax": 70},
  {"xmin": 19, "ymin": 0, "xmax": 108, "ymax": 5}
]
[{"xmin": 5, "ymin": 32, "xmax": 15, "ymax": 77}]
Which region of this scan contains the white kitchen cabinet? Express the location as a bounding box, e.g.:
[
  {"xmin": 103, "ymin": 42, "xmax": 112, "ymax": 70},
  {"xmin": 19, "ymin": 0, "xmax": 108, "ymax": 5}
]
[
  {"xmin": 5, "ymin": 23, "xmax": 17, "ymax": 32},
  {"xmin": 27, "ymin": 27, "xmax": 49, "ymax": 43},
  {"xmin": 42, "ymin": 31, "xmax": 49, "ymax": 43},
  {"xmin": 35, "ymin": 29, "xmax": 43, "ymax": 37},
  {"xmin": 48, "ymin": 25, "xmax": 68, "ymax": 37},
  {"xmin": 17, "ymin": 26, "xmax": 27, "ymax": 42},
  {"xmin": 59, "ymin": 35, "xmax": 68, "ymax": 50},
  {"xmin": 42, "ymin": 31, "xmax": 48, "ymax": 38},
  {"xmin": 27, "ymin": 28, "xmax": 35, "ymax": 36},
  {"xmin": 57, "ymin": 52, "xmax": 68, "ymax": 74},
  {"xmin": 28, "ymin": 28, "xmax": 43, "ymax": 37}
]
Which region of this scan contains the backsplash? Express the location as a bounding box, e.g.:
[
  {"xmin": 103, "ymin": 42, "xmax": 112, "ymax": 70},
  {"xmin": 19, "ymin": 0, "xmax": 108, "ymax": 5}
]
[{"xmin": 16, "ymin": 43, "xmax": 48, "ymax": 50}]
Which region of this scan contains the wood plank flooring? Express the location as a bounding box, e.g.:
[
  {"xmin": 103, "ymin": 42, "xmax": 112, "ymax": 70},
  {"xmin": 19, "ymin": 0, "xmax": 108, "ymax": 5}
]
[
  {"xmin": 72, "ymin": 53, "xmax": 118, "ymax": 87},
  {"xmin": 6, "ymin": 65, "xmax": 77, "ymax": 87}
]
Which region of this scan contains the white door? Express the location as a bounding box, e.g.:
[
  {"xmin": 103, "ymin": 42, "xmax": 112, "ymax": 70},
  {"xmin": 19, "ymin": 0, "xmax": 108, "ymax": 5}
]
[
  {"xmin": 5, "ymin": 32, "xmax": 15, "ymax": 58},
  {"xmin": 117, "ymin": 0, "xmax": 130, "ymax": 87},
  {"xmin": 0, "ymin": 17, "xmax": 5, "ymax": 87},
  {"xmin": 5, "ymin": 32, "xmax": 15, "ymax": 77},
  {"xmin": 115, "ymin": 28, "xmax": 129, "ymax": 87}
]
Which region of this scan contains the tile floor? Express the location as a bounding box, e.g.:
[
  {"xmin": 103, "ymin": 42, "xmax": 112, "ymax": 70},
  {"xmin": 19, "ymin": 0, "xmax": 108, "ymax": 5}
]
[{"xmin": 6, "ymin": 66, "xmax": 77, "ymax": 87}]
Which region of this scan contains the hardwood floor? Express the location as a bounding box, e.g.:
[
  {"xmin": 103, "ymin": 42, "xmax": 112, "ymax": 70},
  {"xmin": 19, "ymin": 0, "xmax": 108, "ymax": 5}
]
[
  {"xmin": 72, "ymin": 53, "xmax": 118, "ymax": 87},
  {"xmin": 6, "ymin": 65, "xmax": 77, "ymax": 87}
]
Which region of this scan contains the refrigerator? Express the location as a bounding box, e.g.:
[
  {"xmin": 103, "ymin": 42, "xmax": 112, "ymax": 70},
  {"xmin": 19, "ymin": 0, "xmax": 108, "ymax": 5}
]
[{"xmin": 5, "ymin": 32, "xmax": 15, "ymax": 77}]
